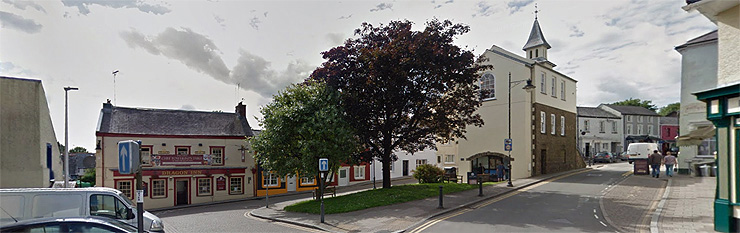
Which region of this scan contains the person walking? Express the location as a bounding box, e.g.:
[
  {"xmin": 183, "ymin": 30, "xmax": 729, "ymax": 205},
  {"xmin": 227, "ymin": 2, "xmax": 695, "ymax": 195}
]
[
  {"xmin": 649, "ymin": 150, "xmax": 663, "ymax": 178},
  {"xmin": 496, "ymin": 163, "xmax": 505, "ymax": 182},
  {"xmin": 664, "ymin": 151, "xmax": 677, "ymax": 177}
]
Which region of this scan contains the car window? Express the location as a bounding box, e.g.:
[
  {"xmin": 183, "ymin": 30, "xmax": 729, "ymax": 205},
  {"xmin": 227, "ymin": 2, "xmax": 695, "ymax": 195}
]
[
  {"xmin": 31, "ymin": 195, "xmax": 83, "ymax": 218},
  {"xmin": 66, "ymin": 222, "xmax": 132, "ymax": 233},
  {"xmin": 90, "ymin": 195, "xmax": 127, "ymax": 219},
  {"xmin": 4, "ymin": 223, "xmax": 62, "ymax": 233}
]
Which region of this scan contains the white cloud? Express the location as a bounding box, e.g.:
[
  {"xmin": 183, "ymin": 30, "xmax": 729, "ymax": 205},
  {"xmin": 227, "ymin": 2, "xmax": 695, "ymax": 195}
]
[
  {"xmin": 0, "ymin": 11, "xmax": 42, "ymax": 33},
  {"xmin": 2, "ymin": 0, "xmax": 46, "ymax": 13},
  {"xmin": 61, "ymin": 0, "xmax": 171, "ymax": 15}
]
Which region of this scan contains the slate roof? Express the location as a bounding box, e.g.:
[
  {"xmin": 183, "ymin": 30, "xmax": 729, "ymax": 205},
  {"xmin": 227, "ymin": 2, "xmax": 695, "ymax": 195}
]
[
  {"xmin": 660, "ymin": 117, "xmax": 679, "ymax": 125},
  {"xmin": 523, "ymin": 18, "xmax": 551, "ymax": 50},
  {"xmin": 604, "ymin": 104, "xmax": 660, "ymax": 116},
  {"xmin": 97, "ymin": 104, "xmax": 253, "ymax": 137},
  {"xmin": 577, "ymin": 107, "xmax": 620, "ymax": 119},
  {"xmin": 675, "ymin": 30, "xmax": 717, "ymax": 51}
]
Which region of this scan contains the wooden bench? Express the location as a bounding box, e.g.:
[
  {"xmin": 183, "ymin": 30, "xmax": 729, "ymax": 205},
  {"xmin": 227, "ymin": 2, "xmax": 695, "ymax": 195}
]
[
  {"xmin": 312, "ymin": 186, "xmax": 336, "ymax": 200},
  {"xmin": 442, "ymin": 174, "xmax": 463, "ymax": 183}
]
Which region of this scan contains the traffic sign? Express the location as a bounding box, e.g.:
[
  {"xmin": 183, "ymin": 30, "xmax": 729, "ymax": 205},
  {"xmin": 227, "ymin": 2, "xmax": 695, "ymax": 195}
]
[
  {"xmin": 118, "ymin": 140, "xmax": 140, "ymax": 174},
  {"xmin": 504, "ymin": 138, "xmax": 512, "ymax": 151},
  {"xmin": 319, "ymin": 158, "xmax": 329, "ymax": 172}
]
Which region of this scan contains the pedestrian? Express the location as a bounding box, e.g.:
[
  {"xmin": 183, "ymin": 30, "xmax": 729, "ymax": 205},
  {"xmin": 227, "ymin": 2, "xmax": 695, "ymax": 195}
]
[
  {"xmin": 664, "ymin": 151, "xmax": 677, "ymax": 177},
  {"xmin": 496, "ymin": 163, "xmax": 505, "ymax": 182},
  {"xmin": 648, "ymin": 150, "xmax": 663, "ymax": 178}
]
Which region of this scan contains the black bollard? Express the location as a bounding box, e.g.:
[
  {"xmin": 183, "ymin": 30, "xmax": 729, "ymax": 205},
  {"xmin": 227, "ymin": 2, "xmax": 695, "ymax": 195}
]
[
  {"xmin": 438, "ymin": 186, "xmax": 444, "ymax": 209},
  {"xmin": 478, "ymin": 176, "xmax": 483, "ymax": 197}
]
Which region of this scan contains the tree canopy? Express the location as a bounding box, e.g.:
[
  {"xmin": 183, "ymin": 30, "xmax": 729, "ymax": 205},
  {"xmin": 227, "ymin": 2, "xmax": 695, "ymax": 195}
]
[
  {"xmin": 658, "ymin": 102, "xmax": 680, "ymax": 116},
  {"xmin": 250, "ymin": 82, "xmax": 362, "ymax": 183},
  {"xmin": 310, "ymin": 19, "xmax": 490, "ymax": 188},
  {"xmin": 69, "ymin": 146, "xmax": 88, "ymax": 153},
  {"xmin": 611, "ymin": 98, "xmax": 658, "ymax": 112}
]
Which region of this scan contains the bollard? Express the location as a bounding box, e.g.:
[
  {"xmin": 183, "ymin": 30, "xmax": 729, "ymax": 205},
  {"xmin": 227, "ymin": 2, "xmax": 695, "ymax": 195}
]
[
  {"xmin": 438, "ymin": 186, "xmax": 444, "ymax": 209},
  {"xmin": 478, "ymin": 176, "xmax": 483, "ymax": 197}
]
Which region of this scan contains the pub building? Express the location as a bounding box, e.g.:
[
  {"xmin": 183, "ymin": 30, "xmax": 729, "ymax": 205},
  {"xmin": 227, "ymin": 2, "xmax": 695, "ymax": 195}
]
[{"xmin": 95, "ymin": 101, "xmax": 256, "ymax": 209}]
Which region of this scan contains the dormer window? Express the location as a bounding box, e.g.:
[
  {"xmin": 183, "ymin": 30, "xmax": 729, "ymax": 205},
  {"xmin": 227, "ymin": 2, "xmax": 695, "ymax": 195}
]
[{"xmin": 480, "ymin": 73, "xmax": 495, "ymax": 99}]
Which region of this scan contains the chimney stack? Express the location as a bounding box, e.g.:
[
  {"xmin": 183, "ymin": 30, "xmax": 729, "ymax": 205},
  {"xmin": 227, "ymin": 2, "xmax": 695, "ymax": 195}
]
[
  {"xmin": 236, "ymin": 102, "xmax": 246, "ymax": 117},
  {"xmin": 103, "ymin": 99, "xmax": 113, "ymax": 113}
]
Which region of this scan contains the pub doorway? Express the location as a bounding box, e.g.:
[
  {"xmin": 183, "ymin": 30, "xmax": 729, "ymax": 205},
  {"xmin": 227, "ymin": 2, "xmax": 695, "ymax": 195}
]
[{"xmin": 175, "ymin": 179, "xmax": 189, "ymax": 206}]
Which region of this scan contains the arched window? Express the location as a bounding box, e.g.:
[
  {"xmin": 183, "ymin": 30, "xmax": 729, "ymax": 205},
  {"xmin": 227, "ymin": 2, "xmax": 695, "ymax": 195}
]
[
  {"xmin": 480, "ymin": 73, "xmax": 495, "ymax": 99},
  {"xmin": 536, "ymin": 49, "xmax": 539, "ymax": 57}
]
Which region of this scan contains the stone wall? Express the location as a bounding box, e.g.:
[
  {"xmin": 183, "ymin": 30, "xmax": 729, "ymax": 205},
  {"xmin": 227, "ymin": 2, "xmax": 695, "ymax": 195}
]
[{"xmin": 532, "ymin": 103, "xmax": 583, "ymax": 176}]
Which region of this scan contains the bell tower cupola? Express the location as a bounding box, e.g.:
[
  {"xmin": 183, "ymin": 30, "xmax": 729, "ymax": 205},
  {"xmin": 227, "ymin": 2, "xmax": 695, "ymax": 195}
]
[{"xmin": 523, "ymin": 5, "xmax": 552, "ymax": 64}]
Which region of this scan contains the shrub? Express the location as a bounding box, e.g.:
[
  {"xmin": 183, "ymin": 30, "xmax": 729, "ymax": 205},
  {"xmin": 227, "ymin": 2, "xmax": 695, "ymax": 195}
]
[{"xmin": 412, "ymin": 164, "xmax": 444, "ymax": 183}]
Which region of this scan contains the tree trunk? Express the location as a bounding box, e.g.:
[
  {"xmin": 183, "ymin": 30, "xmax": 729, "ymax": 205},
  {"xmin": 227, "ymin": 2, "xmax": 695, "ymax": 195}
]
[{"xmin": 382, "ymin": 153, "xmax": 391, "ymax": 188}]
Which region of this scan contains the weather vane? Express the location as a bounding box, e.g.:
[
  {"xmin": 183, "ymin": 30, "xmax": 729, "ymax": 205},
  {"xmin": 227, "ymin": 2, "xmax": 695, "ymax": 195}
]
[{"xmin": 534, "ymin": 3, "xmax": 539, "ymax": 20}]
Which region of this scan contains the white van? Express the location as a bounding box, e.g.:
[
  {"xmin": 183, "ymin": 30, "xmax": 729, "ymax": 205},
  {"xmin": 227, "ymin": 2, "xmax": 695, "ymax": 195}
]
[
  {"xmin": 626, "ymin": 143, "xmax": 660, "ymax": 163},
  {"xmin": 0, "ymin": 187, "xmax": 164, "ymax": 232}
]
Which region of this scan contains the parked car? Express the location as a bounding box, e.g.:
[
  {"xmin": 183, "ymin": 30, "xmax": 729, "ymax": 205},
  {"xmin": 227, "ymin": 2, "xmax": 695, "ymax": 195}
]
[
  {"xmin": 1, "ymin": 217, "xmax": 140, "ymax": 232},
  {"xmin": 594, "ymin": 152, "xmax": 616, "ymax": 163},
  {"xmin": 620, "ymin": 151, "xmax": 629, "ymax": 161},
  {"xmin": 0, "ymin": 187, "xmax": 164, "ymax": 232}
]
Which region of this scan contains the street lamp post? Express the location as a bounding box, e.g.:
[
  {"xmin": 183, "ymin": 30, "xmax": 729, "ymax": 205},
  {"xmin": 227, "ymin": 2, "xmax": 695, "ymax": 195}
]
[
  {"xmin": 507, "ymin": 72, "xmax": 535, "ymax": 187},
  {"xmin": 64, "ymin": 86, "xmax": 79, "ymax": 188}
]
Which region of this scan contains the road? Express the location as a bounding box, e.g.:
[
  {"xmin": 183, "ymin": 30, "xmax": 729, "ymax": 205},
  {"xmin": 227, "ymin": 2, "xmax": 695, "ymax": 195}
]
[
  {"xmin": 411, "ymin": 162, "xmax": 632, "ymax": 233},
  {"xmin": 152, "ymin": 178, "xmax": 416, "ymax": 233}
]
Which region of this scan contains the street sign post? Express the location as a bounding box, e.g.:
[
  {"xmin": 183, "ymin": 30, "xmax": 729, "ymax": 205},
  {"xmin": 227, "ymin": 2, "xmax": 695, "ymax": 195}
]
[
  {"xmin": 318, "ymin": 158, "xmax": 328, "ymax": 223},
  {"xmin": 504, "ymin": 138, "xmax": 513, "ymax": 152},
  {"xmin": 118, "ymin": 140, "xmax": 140, "ymax": 174},
  {"xmin": 119, "ymin": 140, "xmax": 143, "ymax": 233},
  {"xmin": 319, "ymin": 158, "xmax": 328, "ymax": 172}
]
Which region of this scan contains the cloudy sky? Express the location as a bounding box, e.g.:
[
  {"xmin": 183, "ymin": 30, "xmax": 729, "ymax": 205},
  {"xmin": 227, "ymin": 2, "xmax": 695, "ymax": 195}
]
[{"xmin": 1, "ymin": 0, "xmax": 716, "ymax": 151}]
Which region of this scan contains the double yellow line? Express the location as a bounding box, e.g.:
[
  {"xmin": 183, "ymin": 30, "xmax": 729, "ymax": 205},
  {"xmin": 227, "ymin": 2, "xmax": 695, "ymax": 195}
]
[{"xmin": 408, "ymin": 169, "xmax": 591, "ymax": 233}]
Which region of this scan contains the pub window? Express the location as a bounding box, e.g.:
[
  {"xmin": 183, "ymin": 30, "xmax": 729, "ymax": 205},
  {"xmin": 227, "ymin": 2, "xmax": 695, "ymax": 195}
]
[
  {"xmin": 263, "ymin": 173, "xmax": 279, "ymax": 187},
  {"xmin": 175, "ymin": 146, "xmax": 190, "ymax": 155},
  {"xmin": 354, "ymin": 166, "xmax": 365, "ymax": 179},
  {"xmin": 140, "ymin": 146, "xmax": 152, "ymax": 166},
  {"xmin": 115, "ymin": 180, "xmax": 132, "ymax": 199},
  {"xmin": 229, "ymin": 176, "xmax": 243, "ymax": 195},
  {"xmin": 197, "ymin": 178, "xmax": 212, "ymax": 196},
  {"xmin": 151, "ymin": 179, "xmax": 166, "ymax": 198},
  {"xmin": 210, "ymin": 147, "xmax": 224, "ymax": 165}
]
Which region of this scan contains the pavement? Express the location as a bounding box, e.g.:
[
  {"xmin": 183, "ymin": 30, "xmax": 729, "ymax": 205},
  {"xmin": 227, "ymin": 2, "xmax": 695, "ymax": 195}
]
[
  {"xmin": 250, "ymin": 168, "xmax": 592, "ymax": 233},
  {"xmin": 249, "ymin": 164, "xmax": 717, "ymax": 233}
]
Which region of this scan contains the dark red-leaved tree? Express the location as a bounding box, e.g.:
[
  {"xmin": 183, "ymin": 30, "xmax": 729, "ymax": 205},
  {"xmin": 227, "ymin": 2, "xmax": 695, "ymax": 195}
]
[{"xmin": 310, "ymin": 19, "xmax": 491, "ymax": 188}]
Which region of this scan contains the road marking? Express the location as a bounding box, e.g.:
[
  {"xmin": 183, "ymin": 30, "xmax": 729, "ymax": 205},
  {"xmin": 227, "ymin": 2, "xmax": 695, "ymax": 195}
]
[
  {"xmin": 622, "ymin": 171, "xmax": 632, "ymax": 176},
  {"xmin": 409, "ymin": 169, "xmax": 591, "ymax": 233},
  {"xmin": 600, "ymin": 221, "xmax": 607, "ymax": 227},
  {"xmin": 594, "ymin": 214, "xmax": 599, "ymax": 219},
  {"xmin": 593, "ymin": 209, "xmax": 596, "ymax": 213}
]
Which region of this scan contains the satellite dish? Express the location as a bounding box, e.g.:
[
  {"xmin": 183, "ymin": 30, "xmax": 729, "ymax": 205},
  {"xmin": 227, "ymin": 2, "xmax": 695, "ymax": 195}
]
[{"xmin": 83, "ymin": 156, "xmax": 96, "ymax": 168}]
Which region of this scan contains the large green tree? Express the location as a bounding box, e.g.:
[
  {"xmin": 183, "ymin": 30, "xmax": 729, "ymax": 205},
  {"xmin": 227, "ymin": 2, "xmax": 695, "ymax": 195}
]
[
  {"xmin": 310, "ymin": 19, "xmax": 490, "ymax": 188},
  {"xmin": 658, "ymin": 102, "xmax": 680, "ymax": 116},
  {"xmin": 250, "ymin": 82, "xmax": 362, "ymax": 187},
  {"xmin": 612, "ymin": 98, "xmax": 658, "ymax": 112}
]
